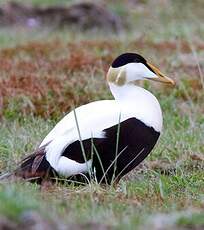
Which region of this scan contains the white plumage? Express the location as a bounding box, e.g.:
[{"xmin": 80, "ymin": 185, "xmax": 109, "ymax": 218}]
[
  {"xmin": 12, "ymin": 52, "xmax": 174, "ymax": 184},
  {"xmin": 41, "ymin": 83, "xmax": 162, "ymax": 176}
]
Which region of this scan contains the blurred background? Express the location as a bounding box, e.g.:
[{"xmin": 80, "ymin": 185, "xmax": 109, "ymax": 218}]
[
  {"xmin": 0, "ymin": 1, "xmax": 203, "ymax": 229},
  {"xmin": 0, "ymin": 0, "xmax": 203, "ymax": 118}
]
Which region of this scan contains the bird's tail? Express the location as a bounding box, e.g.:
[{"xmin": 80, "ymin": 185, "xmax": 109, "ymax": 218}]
[
  {"xmin": 0, "ymin": 172, "xmax": 13, "ymax": 180},
  {"xmin": 0, "ymin": 144, "xmax": 56, "ymax": 183}
]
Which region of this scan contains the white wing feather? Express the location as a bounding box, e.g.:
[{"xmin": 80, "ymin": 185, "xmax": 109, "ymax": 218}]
[
  {"xmin": 41, "ymin": 100, "xmax": 126, "ymax": 175},
  {"xmin": 39, "ymin": 85, "xmax": 162, "ymax": 176},
  {"xmin": 40, "ymin": 100, "xmax": 122, "ymax": 147}
]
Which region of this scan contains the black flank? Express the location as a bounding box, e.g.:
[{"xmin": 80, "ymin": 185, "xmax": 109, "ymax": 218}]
[
  {"xmin": 13, "ymin": 118, "xmax": 159, "ymax": 185},
  {"xmin": 62, "ymin": 118, "xmax": 160, "ymax": 184}
]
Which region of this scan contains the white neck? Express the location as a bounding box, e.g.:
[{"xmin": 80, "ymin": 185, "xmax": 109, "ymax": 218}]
[{"xmin": 108, "ymin": 83, "xmax": 163, "ymax": 132}]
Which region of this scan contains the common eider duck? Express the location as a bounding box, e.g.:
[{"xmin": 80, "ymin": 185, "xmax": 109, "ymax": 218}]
[{"xmin": 14, "ymin": 53, "xmax": 175, "ymax": 184}]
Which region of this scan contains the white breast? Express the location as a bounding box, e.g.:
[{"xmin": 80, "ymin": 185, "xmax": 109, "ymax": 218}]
[{"xmin": 108, "ymin": 83, "xmax": 163, "ymax": 132}]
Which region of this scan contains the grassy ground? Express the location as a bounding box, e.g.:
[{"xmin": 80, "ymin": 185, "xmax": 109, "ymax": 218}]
[{"xmin": 0, "ymin": 0, "xmax": 204, "ymax": 229}]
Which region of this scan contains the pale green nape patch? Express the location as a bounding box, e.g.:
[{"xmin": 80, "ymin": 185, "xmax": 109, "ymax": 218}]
[{"xmin": 106, "ymin": 67, "xmax": 126, "ymax": 86}]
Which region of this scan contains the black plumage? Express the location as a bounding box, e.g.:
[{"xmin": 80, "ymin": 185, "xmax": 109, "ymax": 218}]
[
  {"xmin": 62, "ymin": 118, "xmax": 160, "ymax": 184},
  {"xmin": 15, "ymin": 118, "xmax": 159, "ymax": 184},
  {"xmin": 0, "ymin": 52, "xmax": 173, "ymax": 185},
  {"xmin": 111, "ymin": 52, "xmax": 156, "ymax": 74}
]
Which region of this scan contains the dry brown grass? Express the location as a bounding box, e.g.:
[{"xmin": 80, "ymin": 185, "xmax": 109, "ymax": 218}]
[{"xmin": 0, "ymin": 38, "xmax": 203, "ymax": 118}]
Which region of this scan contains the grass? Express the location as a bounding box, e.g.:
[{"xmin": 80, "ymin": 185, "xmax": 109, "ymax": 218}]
[{"xmin": 0, "ymin": 0, "xmax": 204, "ymax": 229}]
